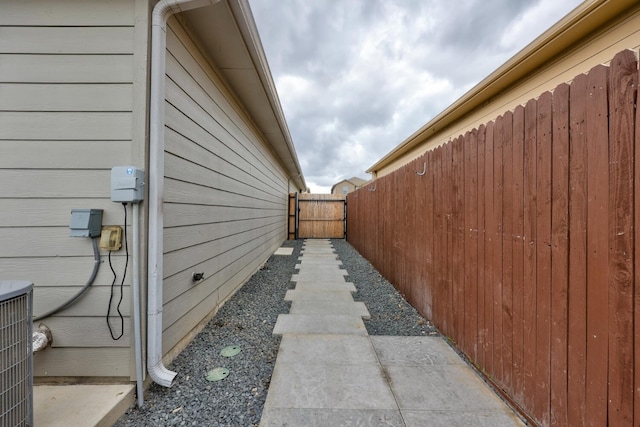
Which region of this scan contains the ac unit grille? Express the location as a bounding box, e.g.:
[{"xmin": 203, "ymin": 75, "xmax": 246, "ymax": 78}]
[{"xmin": 0, "ymin": 281, "xmax": 33, "ymax": 427}]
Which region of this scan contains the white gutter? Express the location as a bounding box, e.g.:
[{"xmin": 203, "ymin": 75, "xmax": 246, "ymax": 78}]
[{"xmin": 148, "ymin": 0, "xmax": 220, "ymax": 388}]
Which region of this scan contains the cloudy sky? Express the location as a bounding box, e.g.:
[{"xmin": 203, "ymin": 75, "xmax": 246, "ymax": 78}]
[{"xmin": 248, "ymin": 0, "xmax": 583, "ymax": 193}]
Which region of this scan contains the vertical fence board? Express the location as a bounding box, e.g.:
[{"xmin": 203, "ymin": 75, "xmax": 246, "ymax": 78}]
[
  {"xmin": 493, "ymin": 115, "xmax": 505, "ymax": 385},
  {"xmin": 375, "ymin": 181, "xmax": 381, "ymax": 266},
  {"xmin": 464, "ymin": 130, "xmax": 479, "ymax": 361},
  {"xmin": 635, "ymin": 63, "xmax": 640, "ymax": 427},
  {"xmin": 408, "ymin": 160, "xmax": 420, "ymax": 310},
  {"xmin": 394, "ymin": 170, "xmax": 404, "ymax": 295},
  {"xmin": 484, "ymin": 121, "xmax": 495, "ymax": 375},
  {"xmin": 424, "ymin": 151, "xmax": 435, "ymax": 320},
  {"xmin": 420, "ymin": 154, "xmax": 429, "ymax": 318},
  {"xmin": 607, "ymin": 49, "xmax": 636, "ymax": 427},
  {"xmin": 477, "ymin": 125, "xmax": 487, "ymax": 369},
  {"xmin": 523, "ymin": 98, "xmax": 538, "ymax": 414},
  {"xmin": 502, "ymin": 111, "xmax": 514, "ymax": 393},
  {"xmin": 445, "ymin": 142, "xmax": 454, "ymax": 338},
  {"xmin": 568, "ymin": 72, "xmax": 588, "ymax": 427},
  {"xmin": 453, "ymin": 137, "xmax": 465, "ymax": 347},
  {"xmin": 535, "ymin": 91, "xmax": 553, "ymax": 425},
  {"xmin": 585, "ymin": 64, "xmax": 610, "ymax": 427},
  {"xmin": 383, "ymin": 175, "xmax": 393, "ymax": 281},
  {"xmin": 512, "ymin": 105, "xmax": 525, "ymax": 403},
  {"xmin": 406, "ymin": 161, "xmax": 416, "ymax": 310},
  {"xmin": 435, "ymin": 146, "xmax": 445, "ymax": 334},
  {"xmin": 551, "ymin": 82, "xmax": 570, "ymax": 426}
]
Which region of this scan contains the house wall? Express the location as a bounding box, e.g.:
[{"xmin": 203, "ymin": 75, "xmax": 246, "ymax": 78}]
[
  {"xmin": 331, "ymin": 181, "xmax": 355, "ymax": 195},
  {"xmin": 0, "ymin": 0, "xmax": 151, "ymax": 379},
  {"xmin": 160, "ymin": 18, "xmax": 289, "ymax": 357},
  {"xmin": 374, "ymin": 3, "xmax": 640, "ymax": 177}
]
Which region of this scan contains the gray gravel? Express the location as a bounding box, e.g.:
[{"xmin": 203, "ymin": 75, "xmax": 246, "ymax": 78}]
[
  {"xmin": 331, "ymin": 239, "xmax": 437, "ymax": 337},
  {"xmin": 115, "ymin": 238, "xmax": 436, "ymax": 427}
]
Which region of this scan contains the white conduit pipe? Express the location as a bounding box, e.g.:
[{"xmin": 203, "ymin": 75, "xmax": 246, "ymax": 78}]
[
  {"xmin": 148, "ymin": 0, "xmax": 220, "ymax": 389},
  {"xmin": 132, "ymin": 202, "xmax": 144, "ymax": 407}
]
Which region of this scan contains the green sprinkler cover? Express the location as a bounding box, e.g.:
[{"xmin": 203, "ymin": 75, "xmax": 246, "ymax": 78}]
[
  {"xmin": 220, "ymin": 345, "xmax": 241, "ymax": 357},
  {"xmin": 205, "ymin": 367, "xmax": 229, "ymax": 382}
]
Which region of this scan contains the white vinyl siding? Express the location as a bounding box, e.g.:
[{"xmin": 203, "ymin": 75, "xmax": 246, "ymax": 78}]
[
  {"xmin": 0, "ymin": 0, "xmax": 138, "ymax": 378},
  {"xmin": 161, "ymin": 19, "xmax": 288, "ymax": 355}
]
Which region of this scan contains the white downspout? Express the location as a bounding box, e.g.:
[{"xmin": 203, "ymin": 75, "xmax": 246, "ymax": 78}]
[{"xmin": 148, "ymin": 0, "xmax": 220, "ymax": 388}]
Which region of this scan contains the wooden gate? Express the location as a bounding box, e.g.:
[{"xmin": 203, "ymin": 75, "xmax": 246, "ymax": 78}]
[{"xmin": 289, "ymin": 193, "xmax": 346, "ymax": 239}]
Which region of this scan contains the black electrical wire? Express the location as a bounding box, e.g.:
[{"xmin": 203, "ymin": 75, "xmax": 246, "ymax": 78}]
[
  {"xmin": 33, "ymin": 237, "xmax": 101, "ymax": 321},
  {"xmin": 107, "ymin": 203, "xmax": 128, "ymax": 340}
]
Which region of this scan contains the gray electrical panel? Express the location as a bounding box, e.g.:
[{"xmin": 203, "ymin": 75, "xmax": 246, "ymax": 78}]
[
  {"xmin": 70, "ymin": 209, "xmax": 103, "ymax": 237},
  {"xmin": 111, "ymin": 166, "xmax": 144, "ymax": 203}
]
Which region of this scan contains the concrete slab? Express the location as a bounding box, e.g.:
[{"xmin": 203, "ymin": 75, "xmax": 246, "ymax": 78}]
[
  {"xmin": 290, "ymin": 300, "xmax": 370, "ymax": 318},
  {"xmin": 273, "ymin": 314, "xmax": 367, "ymax": 335},
  {"xmin": 383, "ymin": 364, "xmax": 515, "ymax": 411},
  {"xmin": 34, "ymin": 384, "xmax": 134, "ymax": 427},
  {"xmin": 264, "ymin": 362, "xmax": 397, "ymax": 410},
  {"xmin": 371, "ymin": 336, "xmax": 465, "ymax": 366},
  {"xmin": 300, "ymin": 251, "xmax": 336, "ymax": 256},
  {"xmin": 291, "ymin": 273, "xmax": 347, "ymax": 282},
  {"xmin": 260, "ymin": 408, "xmax": 404, "ymax": 426},
  {"xmin": 294, "ymin": 264, "xmax": 345, "ymax": 273},
  {"xmin": 296, "ymin": 259, "xmax": 342, "ymax": 265},
  {"xmin": 402, "ymin": 409, "xmax": 525, "ymax": 427},
  {"xmin": 284, "ymin": 289, "xmax": 355, "ymax": 302},
  {"xmin": 275, "ymin": 335, "xmax": 379, "ymax": 365},
  {"xmin": 293, "ymin": 281, "xmax": 356, "ymax": 292},
  {"xmin": 295, "ymin": 259, "xmax": 347, "ymax": 272},
  {"xmin": 297, "ymin": 254, "xmax": 338, "ymax": 260},
  {"xmin": 273, "ymin": 247, "xmax": 294, "ymax": 255}
]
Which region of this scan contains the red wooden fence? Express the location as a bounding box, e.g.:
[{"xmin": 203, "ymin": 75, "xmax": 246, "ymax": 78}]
[{"xmin": 347, "ymin": 49, "xmax": 640, "ymax": 426}]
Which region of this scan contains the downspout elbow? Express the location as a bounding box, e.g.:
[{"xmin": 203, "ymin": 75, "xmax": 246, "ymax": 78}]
[{"xmin": 147, "ymin": 360, "xmax": 176, "ymax": 388}]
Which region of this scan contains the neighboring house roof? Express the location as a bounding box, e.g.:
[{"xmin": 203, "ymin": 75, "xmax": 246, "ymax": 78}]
[
  {"xmin": 179, "ymin": 0, "xmax": 306, "ymax": 192},
  {"xmin": 331, "ymin": 177, "xmax": 369, "ymax": 193},
  {"xmin": 367, "ymin": 0, "xmax": 639, "ymax": 176}
]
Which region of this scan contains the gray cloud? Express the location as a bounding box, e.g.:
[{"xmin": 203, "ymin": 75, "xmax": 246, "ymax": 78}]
[{"xmin": 249, "ymin": 0, "xmax": 582, "ymax": 192}]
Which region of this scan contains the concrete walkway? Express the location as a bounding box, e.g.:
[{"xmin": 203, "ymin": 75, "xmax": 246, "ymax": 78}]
[{"xmin": 260, "ymin": 239, "xmax": 525, "ymax": 427}]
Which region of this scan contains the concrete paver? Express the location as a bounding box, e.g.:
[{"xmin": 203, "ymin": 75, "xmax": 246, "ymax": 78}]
[
  {"xmin": 284, "ymin": 289, "xmax": 354, "ymax": 302},
  {"xmin": 260, "ymin": 408, "xmax": 404, "ymax": 426},
  {"xmin": 291, "ymin": 281, "xmax": 356, "ymax": 292},
  {"xmin": 290, "ymin": 300, "xmax": 370, "ymax": 318},
  {"xmin": 273, "ymin": 314, "xmax": 367, "ymax": 335},
  {"xmin": 261, "ymin": 239, "xmax": 525, "ymax": 427},
  {"xmin": 274, "ymin": 334, "xmax": 379, "ymax": 365},
  {"xmin": 291, "ymin": 273, "xmax": 347, "ymax": 282},
  {"xmin": 273, "ymin": 247, "xmax": 294, "ymax": 255},
  {"xmin": 297, "ymin": 254, "xmax": 338, "ymax": 260},
  {"xmin": 296, "ymin": 259, "xmax": 343, "ymax": 265},
  {"xmin": 371, "ymin": 335, "xmax": 465, "ymax": 366}
]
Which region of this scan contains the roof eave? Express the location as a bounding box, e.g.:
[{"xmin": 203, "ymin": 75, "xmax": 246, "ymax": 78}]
[
  {"xmin": 231, "ymin": 0, "xmax": 307, "ymax": 191},
  {"xmin": 367, "ymin": 0, "xmax": 637, "ymax": 174},
  {"xmin": 182, "ymin": 0, "xmax": 307, "ymax": 192}
]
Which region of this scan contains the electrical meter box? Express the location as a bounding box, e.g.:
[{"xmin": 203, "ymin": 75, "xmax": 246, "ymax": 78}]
[
  {"xmin": 111, "ymin": 166, "xmax": 144, "ymax": 203},
  {"xmin": 70, "ymin": 209, "xmax": 103, "ymax": 237}
]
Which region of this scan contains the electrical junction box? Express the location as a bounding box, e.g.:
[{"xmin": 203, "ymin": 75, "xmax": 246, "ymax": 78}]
[
  {"xmin": 70, "ymin": 209, "xmax": 103, "ymax": 237},
  {"xmin": 111, "ymin": 166, "xmax": 144, "ymax": 203},
  {"xmin": 100, "ymin": 225, "xmax": 123, "ymax": 251}
]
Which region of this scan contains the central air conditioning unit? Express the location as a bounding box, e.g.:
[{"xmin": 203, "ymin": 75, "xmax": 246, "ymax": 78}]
[{"xmin": 0, "ymin": 281, "xmax": 34, "ymax": 427}]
